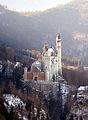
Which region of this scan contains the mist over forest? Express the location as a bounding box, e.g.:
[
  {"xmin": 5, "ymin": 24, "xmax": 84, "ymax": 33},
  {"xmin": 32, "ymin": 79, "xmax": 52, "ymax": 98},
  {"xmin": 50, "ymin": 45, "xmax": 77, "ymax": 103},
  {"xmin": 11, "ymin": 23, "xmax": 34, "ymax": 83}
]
[{"xmin": 0, "ymin": 0, "xmax": 88, "ymax": 65}]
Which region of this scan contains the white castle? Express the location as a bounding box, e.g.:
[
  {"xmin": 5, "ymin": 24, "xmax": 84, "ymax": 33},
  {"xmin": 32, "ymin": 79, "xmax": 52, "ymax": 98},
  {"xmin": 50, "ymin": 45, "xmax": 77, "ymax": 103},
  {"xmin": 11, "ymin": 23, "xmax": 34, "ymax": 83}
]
[
  {"xmin": 42, "ymin": 33, "xmax": 62, "ymax": 81},
  {"xmin": 23, "ymin": 33, "xmax": 62, "ymax": 81}
]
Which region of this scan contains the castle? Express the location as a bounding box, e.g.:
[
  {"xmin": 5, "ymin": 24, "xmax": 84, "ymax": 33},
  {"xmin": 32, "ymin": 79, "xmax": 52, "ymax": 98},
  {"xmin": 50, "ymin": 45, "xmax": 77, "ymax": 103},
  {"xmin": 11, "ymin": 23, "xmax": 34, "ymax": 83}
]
[{"xmin": 23, "ymin": 33, "xmax": 62, "ymax": 81}]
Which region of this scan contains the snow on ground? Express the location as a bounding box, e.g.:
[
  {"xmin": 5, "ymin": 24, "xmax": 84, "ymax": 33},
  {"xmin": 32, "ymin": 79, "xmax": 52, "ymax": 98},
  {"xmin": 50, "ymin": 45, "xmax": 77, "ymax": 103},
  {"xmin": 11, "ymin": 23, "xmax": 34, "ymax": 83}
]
[
  {"xmin": 3, "ymin": 94, "xmax": 26, "ymax": 109},
  {"xmin": 78, "ymin": 86, "xmax": 88, "ymax": 91},
  {"xmin": 3, "ymin": 94, "xmax": 47, "ymax": 120}
]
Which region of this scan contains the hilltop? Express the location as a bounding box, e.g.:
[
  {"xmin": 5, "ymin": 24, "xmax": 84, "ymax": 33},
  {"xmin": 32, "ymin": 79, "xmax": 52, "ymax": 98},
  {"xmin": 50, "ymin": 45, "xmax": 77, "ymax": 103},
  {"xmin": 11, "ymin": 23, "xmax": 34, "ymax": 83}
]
[{"xmin": 0, "ymin": 0, "xmax": 88, "ymax": 64}]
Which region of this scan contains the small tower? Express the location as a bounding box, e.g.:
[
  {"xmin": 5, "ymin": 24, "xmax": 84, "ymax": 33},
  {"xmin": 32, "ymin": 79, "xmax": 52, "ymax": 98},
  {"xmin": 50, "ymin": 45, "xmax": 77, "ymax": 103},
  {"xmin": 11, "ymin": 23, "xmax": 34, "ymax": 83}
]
[
  {"xmin": 56, "ymin": 33, "xmax": 61, "ymax": 49},
  {"xmin": 56, "ymin": 33, "xmax": 62, "ymax": 74},
  {"xmin": 42, "ymin": 42, "xmax": 48, "ymax": 62},
  {"xmin": 43, "ymin": 42, "xmax": 48, "ymax": 53},
  {"xmin": 23, "ymin": 67, "xmax": 28, "ymax": 80}
]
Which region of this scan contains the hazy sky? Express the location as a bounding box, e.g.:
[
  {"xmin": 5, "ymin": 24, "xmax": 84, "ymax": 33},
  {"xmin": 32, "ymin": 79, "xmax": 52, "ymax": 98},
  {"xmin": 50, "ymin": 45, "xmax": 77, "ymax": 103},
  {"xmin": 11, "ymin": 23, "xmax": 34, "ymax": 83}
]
[{"xmin": 0, "ymin": 0, "xmax": 73, "ymax": 12}]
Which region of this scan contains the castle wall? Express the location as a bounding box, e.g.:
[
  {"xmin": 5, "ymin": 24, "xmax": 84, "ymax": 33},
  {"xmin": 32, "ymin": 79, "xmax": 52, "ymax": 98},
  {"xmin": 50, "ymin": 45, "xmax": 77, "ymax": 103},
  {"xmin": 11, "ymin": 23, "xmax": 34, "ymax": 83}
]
[
  {"xmin": 24, "ymin": 70, "xmax": 45, "ymax": 81},
  {"xmin": 39, "ymin": 72, "xmax": 45, "ymax": 80},
  {"xmin": 27, "ymin": 72, "xmax": 33, "ymax": 80}
]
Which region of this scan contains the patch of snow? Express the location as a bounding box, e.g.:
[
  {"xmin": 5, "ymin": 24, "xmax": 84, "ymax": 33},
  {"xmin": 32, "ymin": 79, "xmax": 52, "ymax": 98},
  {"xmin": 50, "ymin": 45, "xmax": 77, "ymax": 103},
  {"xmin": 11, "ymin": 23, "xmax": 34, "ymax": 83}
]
[
  {"xmin": 78, "ymin": 86, "xmax": 88, "ymax": 91},
  {"xmin": 15, "ymin": 62, "xmax": 20, "ymax": 67},
  {"xmin": 3, "ymin": 94, "xmax": 26, "ymax": 109},
  {"xmin": 23, "ymin": 116, "xmax": 28, "ymax": 120}
]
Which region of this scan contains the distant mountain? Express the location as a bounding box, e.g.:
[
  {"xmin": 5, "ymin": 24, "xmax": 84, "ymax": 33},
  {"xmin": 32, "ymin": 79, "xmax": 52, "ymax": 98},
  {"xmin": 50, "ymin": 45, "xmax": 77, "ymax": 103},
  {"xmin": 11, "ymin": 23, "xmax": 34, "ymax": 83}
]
[
  {"xmin": 69, "ymin": 0, "xmax": 88, "ymax": 19},
  {"xmin": 0, "ymin": 1, "xmax": 88, "ymax": 65}
]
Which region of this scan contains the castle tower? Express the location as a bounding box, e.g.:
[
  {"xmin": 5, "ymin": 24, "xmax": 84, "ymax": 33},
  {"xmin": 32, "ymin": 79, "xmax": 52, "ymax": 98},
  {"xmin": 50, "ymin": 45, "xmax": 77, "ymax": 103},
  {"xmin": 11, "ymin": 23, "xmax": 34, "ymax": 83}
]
[
  {"xmin": 56, "ymin": 33, "xmax": 62, "ymax": 75},
  {"xmin": 42, "ymin": 33, "xmax": 62, "ymax": 81},
  {"xmin": 42, "ymin": 43, "xmax": 53, "ymax": 80},
  {"xmin": 43, "ymin": 43, "xmax": 48, "ymax": 53},
  {"xmin": 23, "ymin": 67, "xmax": 28, "ymax": 80},
  {"xmin": 43, "ymin": 49, "xmax": 52, "ymax": 81},
  {"xmin": 42, "ymin": 42, "xmax": 48, "ymax": 61}
]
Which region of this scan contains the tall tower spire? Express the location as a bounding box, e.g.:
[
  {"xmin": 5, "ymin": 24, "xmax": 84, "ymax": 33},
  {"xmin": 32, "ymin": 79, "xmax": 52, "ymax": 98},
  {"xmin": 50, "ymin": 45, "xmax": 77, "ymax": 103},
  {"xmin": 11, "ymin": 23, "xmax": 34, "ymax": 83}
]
[{"xmin": 56, "ymin": 33, "xmax": 62, "ymax": 75}]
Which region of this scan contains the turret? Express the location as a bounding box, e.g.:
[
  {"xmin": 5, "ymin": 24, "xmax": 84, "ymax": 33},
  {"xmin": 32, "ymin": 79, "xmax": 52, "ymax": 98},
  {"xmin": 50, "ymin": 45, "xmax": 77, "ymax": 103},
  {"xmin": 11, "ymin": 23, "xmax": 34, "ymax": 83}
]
[
  {"xmin": 23, "ymin": 67, "xmax": 28, "ymax": 80},
  {"xmin": 43, "ymin": 42, "xmax": 48, "ymax": 53},
  {"xmin": 56, "ymin": 33, "xmax": 62, "ymax": 75},
  {"xmin": 56, "ymin": 33, "xmax": 61, "ymax": 50}
]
